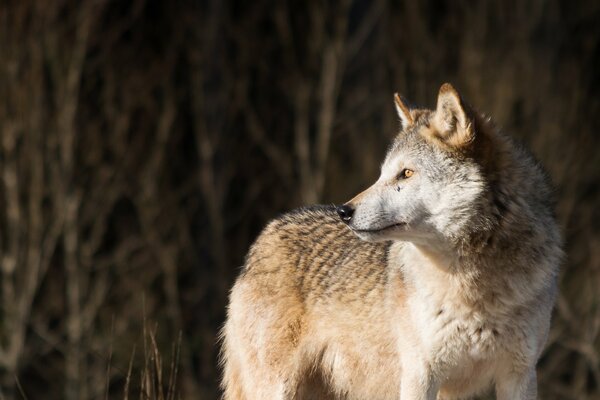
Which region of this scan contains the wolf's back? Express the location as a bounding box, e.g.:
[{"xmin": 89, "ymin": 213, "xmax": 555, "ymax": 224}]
[{"xmin": 241, "ymin": 205, "xmax": 390, "ymax": 303}]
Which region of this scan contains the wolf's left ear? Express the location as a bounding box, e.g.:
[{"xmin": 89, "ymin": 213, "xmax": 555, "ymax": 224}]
[
  {"xmin": 394, "ymin": 93, "xmax": 414, "ymax": 130},
  {"xmin": 432, "ymin": 83, "xmax": 474, "ymax": 148}
]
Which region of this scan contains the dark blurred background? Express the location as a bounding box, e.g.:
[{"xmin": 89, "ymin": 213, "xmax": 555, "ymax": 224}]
[{"xmin": 0, "ymin": 0, "xmax": 598, "ymax": 399}]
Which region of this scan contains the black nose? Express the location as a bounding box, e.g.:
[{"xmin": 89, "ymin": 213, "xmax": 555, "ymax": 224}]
[{"xmin": 336, "ymin": 204, "xmax": 354, "ymax": 223}]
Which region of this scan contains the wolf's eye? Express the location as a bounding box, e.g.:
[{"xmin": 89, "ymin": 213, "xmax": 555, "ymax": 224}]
[{"xmin": 398, "ymin": 168, "xmax": 414, "ymax": 180}]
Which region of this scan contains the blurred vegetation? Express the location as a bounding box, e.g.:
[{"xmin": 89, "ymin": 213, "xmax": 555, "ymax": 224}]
[{"xmin": 0, "ymin": 0, "xmax": 598, "ymax": 399}]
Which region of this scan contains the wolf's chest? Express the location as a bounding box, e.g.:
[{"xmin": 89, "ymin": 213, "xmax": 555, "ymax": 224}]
[{"xmin": 413, "ymin": 297, "xmax": 503, "ymax": 368}]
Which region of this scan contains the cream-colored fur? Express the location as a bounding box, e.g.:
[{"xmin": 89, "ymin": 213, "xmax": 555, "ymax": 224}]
[{"xmin": 221, "ymin": 84, "xmax": 562, "ymax": 400}]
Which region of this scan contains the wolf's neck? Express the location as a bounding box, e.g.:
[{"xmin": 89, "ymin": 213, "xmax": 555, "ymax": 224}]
[
  {"xmin": 391, "ymin": 239, "xmax": 550, "ymax": 311},
  {"xmin": 392, "ymin": 241, "xmax": 509, "ymax": 291},
  {"xmin": 393, "ymin": 239, "xmax": 484, "ymax": 271},
  {"xmin": 389, "ymin": 242, "xmax": 494, "ymax": 313}
]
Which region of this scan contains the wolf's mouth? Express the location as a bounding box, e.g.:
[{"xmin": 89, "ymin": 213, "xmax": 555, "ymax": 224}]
[{"xmin": 352, "ymin": 223, "xmax": 405, "ymax": 234}]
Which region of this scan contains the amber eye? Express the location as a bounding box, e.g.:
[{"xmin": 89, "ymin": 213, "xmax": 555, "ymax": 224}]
[{"xmin": 398, "ymin": 168, "xmax": 414, "ymax": 180}]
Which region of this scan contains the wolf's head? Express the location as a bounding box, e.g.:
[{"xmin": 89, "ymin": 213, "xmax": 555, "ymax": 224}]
[{"xmin": 337, "ymin": 83, "xmax": 501, "ymax": 247}]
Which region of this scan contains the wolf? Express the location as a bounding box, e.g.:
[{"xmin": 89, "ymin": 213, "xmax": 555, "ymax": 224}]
[{"xmin": 221, "ymin": 83, "xmax": 562, "ymax": 399}]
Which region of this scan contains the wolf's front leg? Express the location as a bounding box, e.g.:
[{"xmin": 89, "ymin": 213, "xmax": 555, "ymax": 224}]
[
  {"xmin": 495, "ymin": 368, "xmax": 537, "ymax": 400},
  {"xmin": 399, "ymin": 367, "xmax": 438, "ymax": 400}
]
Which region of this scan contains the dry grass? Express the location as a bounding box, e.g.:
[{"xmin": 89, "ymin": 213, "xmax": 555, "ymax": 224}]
[{"xmin": 114, "ymin": 324, "xmax": 182, "ymax": 400}]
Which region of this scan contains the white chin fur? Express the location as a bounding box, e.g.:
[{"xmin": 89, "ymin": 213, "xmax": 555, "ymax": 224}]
[
  {"xmin": 353, "ymin": 231, "xmax": 391, "ymax": 242},
  {"xmin": 351, "ymin": 224, "xmax": 407, "ymax": 242}
]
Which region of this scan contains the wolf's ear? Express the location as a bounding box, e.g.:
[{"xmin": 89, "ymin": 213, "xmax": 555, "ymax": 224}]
[
  {"xmin": 394, "ymin": 93, "xmax": 414, "ymax": 130},
  {"xmin": 432, "ymin": 83, "xmax": 474, "ymax": 148}
]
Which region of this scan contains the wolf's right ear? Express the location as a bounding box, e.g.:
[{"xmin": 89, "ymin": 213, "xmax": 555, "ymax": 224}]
[
  {"xmin": 394, "ymin": 93, "xmax": 414, "ymax": 130},
  {"xmin": 432, "ymin": 83, "xmax": 474, "ymax": 148}
]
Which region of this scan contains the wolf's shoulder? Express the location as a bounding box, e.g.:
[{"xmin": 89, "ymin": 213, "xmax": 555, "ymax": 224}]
[{"xmin": 243, "ymin": 205, "xmax": 391, "ymax": 282}]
